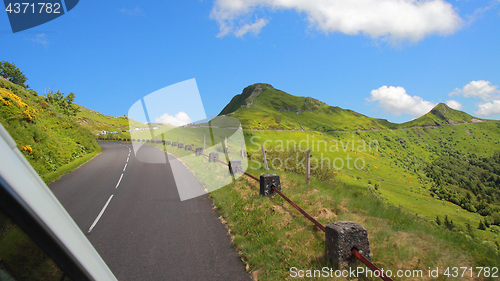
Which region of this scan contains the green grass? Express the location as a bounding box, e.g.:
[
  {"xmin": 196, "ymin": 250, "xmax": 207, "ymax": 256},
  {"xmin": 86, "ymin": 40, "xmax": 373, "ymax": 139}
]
[
  {"xmin": 42, "ymin": 149, "xmax": 101, "ymax": 183},
  {"xmin": 0, "ymin": 78, "xmax": 101, "ymax": 180},
  {"xmin": 0, "ymin": 222, "xmax": 65, "ymax": 281},
  {"xmin": 243, "ymin": 122, "xmax": 500, "ymax": 242},
  {"xmin": 0, "ymin": 225, "xmax": 24, "ymax": 260},
  {"xmin": 210, "ymin": 170, "xmax": 499, "ymax": 280},
  {"xmin": 75, "ymin": 104, "xmax": 144, "ymax": 135}
]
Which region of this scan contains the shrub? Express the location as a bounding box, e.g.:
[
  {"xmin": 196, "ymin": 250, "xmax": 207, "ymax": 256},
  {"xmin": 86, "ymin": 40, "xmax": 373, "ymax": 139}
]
[
  {"xmin": 254, "ymin": 145, "xmax": 337, "ymax": 183},
  {"xmin": 0, "ymin": 61, "xmax": 28, "ymax": 88},
  {"xmin": 20, "ymin": 145, "xmax": 33, "ymax": 154}
]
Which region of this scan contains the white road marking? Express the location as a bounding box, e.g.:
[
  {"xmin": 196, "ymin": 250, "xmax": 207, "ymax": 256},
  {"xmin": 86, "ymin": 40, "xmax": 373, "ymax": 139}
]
[
  {"xmin": 115, "ymin": 173, "xmax": 123, "ymax": 188},
  {"xmin": 123, "ymin": 163, "xmax": 127, "ymax": 171},
  {"xmin": 88, "ymin": 195, "xmax": 114, "ymax": 233},
  {"xmin": 127, "ymin": 156, "xmax": 129, "ymax": 162}
]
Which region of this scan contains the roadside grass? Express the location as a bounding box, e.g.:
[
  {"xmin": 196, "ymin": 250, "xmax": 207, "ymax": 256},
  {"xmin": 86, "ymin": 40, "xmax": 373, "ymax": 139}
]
[
  {"xmin": 41, "ymin": 149, "xmax": 101, "ymax": 184},
  {"xmin": 0, "ymin": 79, "xmax": 101, "ymax": 177},
  {"xmin": 209, "ymin": 168, "xmax": 499, "ymax": 280}
]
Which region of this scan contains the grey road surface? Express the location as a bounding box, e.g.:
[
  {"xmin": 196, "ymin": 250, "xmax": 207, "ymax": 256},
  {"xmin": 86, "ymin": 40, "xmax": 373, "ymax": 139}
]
[{"xmin": 50, "ymin": 142, "xmax": 250, "ymax": 281}]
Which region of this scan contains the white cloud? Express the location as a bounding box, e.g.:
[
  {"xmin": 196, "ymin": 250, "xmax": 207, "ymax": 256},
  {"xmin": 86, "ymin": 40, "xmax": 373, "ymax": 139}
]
[
  {"xmin": 155, "ymin": 111, "xmax": 192, "ymax": 127},
  {"xmin": 475, "ymin": 100, "xmax": 500, "ymax": 116},
  {"xmin": 464, "ymin": 5, "xmax": 493, "ymax": 26},
  {"xmin": 367, "ymin": 85, "xmax": 435, "ymax": 117},
  {"xmin": 235, "ymin": 18, "xmax": 268, "ymax": 37},
  {"xmin": 210, "ymin": 0, "xmax": 463, "ymax": 41},
  {"xmin": 28, "ymin": 33, "xmax": 48, "ymax": 48},
  {"xmin": 118, "ymin": 6, "xmax": 143, "ymax": 16},
  {"xmin": 449, "ymin": 80, "xmax": 500, "ymax": 117},
  {"xmin": 446, "ymin": 100, "xmax": 463, "ymax": 110},
  {"xmin": 450, "ymin": 80, "xmax": 500, "ymax": 101}
]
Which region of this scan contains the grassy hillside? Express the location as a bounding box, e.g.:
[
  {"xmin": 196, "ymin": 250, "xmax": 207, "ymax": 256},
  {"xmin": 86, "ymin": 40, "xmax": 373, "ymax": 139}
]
[
  {"xmin": 221, "ymin": 84, "xmax": 483, "ymax": 131},
  {"xmin": 210, "ymin": 168, "xmax": 500, "ymax": 280},
  {"xmin": 220, "ymin": 83, "xmax": 393, "ymax": 131},
  {"xmin": 0, "ymin": 77, "xmax": 101, "ymax": 183},
  {"xmin": 400, "ymin": 103, "xmax": 483, "ymax": 128},
  {"xmin": 75, "ymin": 104, "xmax": 144, "ymax": 135}
]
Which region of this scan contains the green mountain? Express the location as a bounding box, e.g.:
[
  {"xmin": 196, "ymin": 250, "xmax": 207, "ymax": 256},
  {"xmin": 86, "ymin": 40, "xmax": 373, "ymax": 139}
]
[
  {"xmin": 219, "ymin": 83, "xmax": 482, "ymax": 131},
  {"xmin": 402, "ymin": 103, "xmax": 482, "ymax": 128},
  {"xmin": 219, "ymin": 83, "xmax": 394, "ymax": 131}
]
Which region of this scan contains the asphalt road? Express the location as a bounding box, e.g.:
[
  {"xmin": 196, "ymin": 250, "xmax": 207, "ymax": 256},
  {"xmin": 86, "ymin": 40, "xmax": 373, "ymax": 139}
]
[{"xmin": 50, "ymin": 142, "xmax": 250, "ymax": 281}]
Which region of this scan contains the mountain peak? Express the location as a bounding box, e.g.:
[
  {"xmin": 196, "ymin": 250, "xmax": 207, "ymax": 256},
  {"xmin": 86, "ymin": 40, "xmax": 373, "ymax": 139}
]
[
  {"xmin": 406, "ymin": 102, "xmax": 479, "ymax": 127},
  {"xmin": 219, "ymin": 83, "xmax": 274, "ymax": 115},
  {"xmin": 430, "ymin": 103, "xmax": 455, "ymax": 120}
]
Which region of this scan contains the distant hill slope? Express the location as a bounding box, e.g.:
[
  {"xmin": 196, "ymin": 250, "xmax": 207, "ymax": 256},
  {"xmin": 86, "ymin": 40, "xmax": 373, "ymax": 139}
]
[
  {"xmin": 219, "ymin": 83, "xmax": 485, "ymax": 131},
  {"xmin": 220, "ymin": 83, "xmax": 394, "ymax": 131},
  {"xmin": 0, "ymin": 78, "xmax": 100, "ymax": 181},
  {"xmin": 401, "ymin": 103, "xmax": 483, "ymax": 128},
  {"xmin": 75, "ymin": 105, "xmax": 144, "ymax": 135}
]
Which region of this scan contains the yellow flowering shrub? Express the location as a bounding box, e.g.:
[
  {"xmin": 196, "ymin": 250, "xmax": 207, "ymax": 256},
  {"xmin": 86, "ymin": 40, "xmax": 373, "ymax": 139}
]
[
  {"xmin": 0, "ymin": 96, "xmax": 10, "ymax": 106},
  {"xmin": 21, "ymin": 145, "xmax": 33, "ymax": 154},
  {"xmin": 38, "ymin": 101, "xmax": 50, "ymax": 108},
  {"xmin": 0, "ymin": 88, "xmax": 28, "ymax": 108},
  {"xmin": 22, "ymin": 108, "xmax": 39, "ymax": 122}
]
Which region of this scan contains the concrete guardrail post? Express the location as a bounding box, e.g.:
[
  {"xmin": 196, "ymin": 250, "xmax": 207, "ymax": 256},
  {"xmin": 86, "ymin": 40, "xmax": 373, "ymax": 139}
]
[
  {"xmin": 195, "ymin": 147, "xmax": 203, "ymax": 156},
  {"xmin": 259, "ymin": 174, "xmax": 281, "ymax": 196},
  {"xmin": 209, "ymin": 152, "xmax": 219, "ymax": 162},
  {"xmin": 325, "ymin": 222, "xmax": 371, "ymax": 269},
  {"xmin": 228, "ymin": 160, "xmax": 242, "ymax": 176},
  {"xmin": 178, "ymin": 143, "xmax": 184, "ymax": 149},
  {"xmin": 172, "ymin": 142, "xmax": 177, "ymax": 147},
  {"xmin": 185, "ymin": 145, "xmax": 192, "ymax": 151}
]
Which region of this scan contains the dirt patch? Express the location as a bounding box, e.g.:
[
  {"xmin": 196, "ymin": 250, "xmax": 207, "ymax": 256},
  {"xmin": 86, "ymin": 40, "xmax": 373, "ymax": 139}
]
[
  {"xmin": 315, "ymin": 208, "xmax": 337, "ymax": 221},
  {"xmin": 465, "ymin": 129, "xmax": 471, "ymax": 135},
  {"xmin": 251, "ymin": 269, "xmax": 259, "ymax": 280},
  {"xmin": 270, "ymin": 205, "xmax": 292, "ymax": 226},
  {"xmin": 244, "ymin": 202, "xmax": 256, "ymax": 212},
  {"xmin": 337, "ymin": 198, "xmax": 350, "ymax": 213},
  {"xmin": 308, "ymin": 188, "xmax": 319, "ymax": 194},
  {"xmin": 270, "ymin": 205, "xmax": 287, "ymax": 215}
]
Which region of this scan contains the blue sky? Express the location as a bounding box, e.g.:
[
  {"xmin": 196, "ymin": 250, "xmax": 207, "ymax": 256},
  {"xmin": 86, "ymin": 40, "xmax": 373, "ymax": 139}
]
[{"xmin": 1, "ymin": 0, "xmax": 500, "ymax": 124}]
